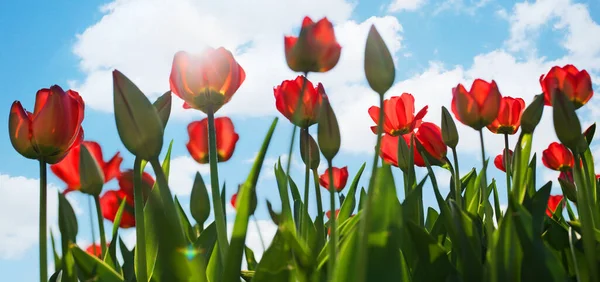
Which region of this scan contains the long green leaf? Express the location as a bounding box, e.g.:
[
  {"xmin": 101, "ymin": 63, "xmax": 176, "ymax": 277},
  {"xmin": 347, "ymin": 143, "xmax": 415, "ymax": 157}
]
[{"xmin": 71, "ymin": 245, "xmax": 124, "ymax": 282}]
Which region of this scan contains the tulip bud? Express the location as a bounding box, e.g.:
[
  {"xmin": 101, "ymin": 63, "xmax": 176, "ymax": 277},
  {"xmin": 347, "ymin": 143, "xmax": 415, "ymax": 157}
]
[
  {"xmin": 300, "ymin": 128, "xmax": 320, "ymax": 170},
  {"xmin": 552, "ymin": 89, "xmax": 583, "ymax": 151},
  {"xmin": 396, "ymin": 134, "xmax": 411, "ymax": 171},
  {"xmin": 441, "ymin": 106, "xmax": 458, "ymax": 148},
  {"xmin": 78, "ymin": 145, "xmax": 105, "ymax": 196},
  {"xmin": 364, "ymin": 25, "xmax": 395, "ymax": 95},
  {"xmin": 190, "ymin": 172, "xmax": 210, "ymax": 226},
  {"xmin": 153, "ymin": 91, "xmax": 172, "ymax": 130},
  {"xmin": 520, "ymin": 94, "xmax": 545, "ymax": 134},
  {"xmin": 558, "ymin": 176, "xmax": 577, "ymax": 203},
  {"xmin": 317, "ymin": 97, "xmax": 341, "ymax": 161},
  {"xmin": 113, "ymin": 70, "xmax": 164, "ymax": 160},
  {"xmin": 583, "ymin": 123, "xmax": 596, "ymax": 146}
]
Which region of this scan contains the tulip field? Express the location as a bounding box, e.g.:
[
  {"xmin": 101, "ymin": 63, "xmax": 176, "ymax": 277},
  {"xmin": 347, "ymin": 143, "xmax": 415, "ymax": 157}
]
[{"xmin": 8, "ymin": 15, "xmax": 600, "ymax": 282}]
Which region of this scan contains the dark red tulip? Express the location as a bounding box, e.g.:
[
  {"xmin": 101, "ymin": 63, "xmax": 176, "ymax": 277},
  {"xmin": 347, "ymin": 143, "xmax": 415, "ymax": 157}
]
[
  {"xmin": 451, "ymin": 79, "xmax": 502, "ymax": 130},
  {"xmin": 494, "ymin": 149, "xmax": 513, "ymax": 172},
  {"xmin": 169, "ymin": 48, "xmax": 245, "ymax": 113},
  {"xmin": 542, "ymin": 142, "xmax": 574, "ymax": 171},
  {"xmin": 540, "ymin": 65, "xmax": 593, "ymax": 108},
  {"xmin": 274, "ymin": 76, "xmax": 325, "ymax": 127},
  {"xmin": 285, "ymin": 16, "xmax": 341, "ymax": 73},
  {"xmin": 319, "ymin": 166, "xmax": 349, "ymax": 192},
  {"xmin": 546, "ymin": 195, "xmax": 565, "ymax": 217},
  {"xmin": 487, "ymin": 96, "xmax": 525, "ymax": 135},
  {"xmin": 8, "ymin": 85, "xmax": 85, "ymax": 164},
  {"xmin": 186, "ymin": 117, "xmax": 239, "ymax": 164},
  {"xmin": 51, "ymin": 141, "xmax": 122, "ymax": 194},
  {"xmin": 99, "ymin": 170, "xmax": 155, "ymax": 228},
  {"xmin": 368, "ymin": 93, "xmax": 428, "ymax": 136}
]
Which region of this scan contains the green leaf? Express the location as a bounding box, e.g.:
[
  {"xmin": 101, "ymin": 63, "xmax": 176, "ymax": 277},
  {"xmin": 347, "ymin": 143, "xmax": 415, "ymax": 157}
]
[
  {"xmin": 223, "ymin": 118, "xmax": 278, "ymax": 282},
  {"xmin": 71, "ymin": 245, "xmax": 124, "ymax": 282},
  {"xmin": 190, "ymin": 172, "xmax": 210, "ymax": 227},
  {"xmin": 175, "ymin": 196, "xmax": 197, "ymax": 243},
  {"xmin": 119, "ymin": 237, "xmax": 135, "ymax": 282},
  {"xmin": 206, "ymin": 241, "xmax": 222, "ymax": 282},
  {"xmin": 58, "ymin": 193, "xmax": 78, "ymax": 242},
  {"xmin": 245, "ymin": 246, "xmax": 258, "ymax": 271},
  {"xmin": 104, "ymin": 197, "xmax": 126, "ymax": 272},
  {"xmin": 358, "ymin": 187, "xmax": 367, "ymax": 211},
  {"xmin": 512, "ymin": 132, "xmax": 533, "ymax": 203},
  {"xmin": 425, "ymin": 207, "xmax": 439, "ymax": 232},
  {"xmin": 364, "ymin": 25, "xmax": 395, "ymax": 95},
  {"xmin": 79, "ymin": 145, "xmax": 104, "ymax": 196},
  {"xmin": 274, "ymin": 159, "xmax": 293, "ymax": 222},
  {"xmin": 253, "ymin": 233, "xmax": 292, "ymax": 282},
  {"xmin": 194, "ymin": 222, "xmax": 217, "ymax": 264},
  {"xmin": 407, "ymin": 221, "xmax": 453, "ymax": 281},
  {"xmin": 338, "ymin": 163, "xmax": 366, "ymax": 224},
  {"xmin": 112, "ymin": 69, "xmax": 163, "ymax": 160},
  {"xmin": 50, "ymin": 231, "xmax": 61, "ymax": 271}
]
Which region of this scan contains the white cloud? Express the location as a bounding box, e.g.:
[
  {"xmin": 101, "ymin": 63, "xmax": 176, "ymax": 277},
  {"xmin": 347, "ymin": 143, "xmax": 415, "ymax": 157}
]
[
  {"xmin": 388, "ymin": 0, "xmax": 426, "ymax": 12},
  {"xmin": 168, "ymin": 156, "xmax": 210, "ymax": 196},
  {"xmin": 0, "ymin": 174, "xmax": 63, "ymax": 259}
]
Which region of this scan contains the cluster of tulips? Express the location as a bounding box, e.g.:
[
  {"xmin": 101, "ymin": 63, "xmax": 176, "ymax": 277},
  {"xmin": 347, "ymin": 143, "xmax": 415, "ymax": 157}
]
[{"xmin": 7, "ymin": 14, "xmax": 600, "ymax": 282}]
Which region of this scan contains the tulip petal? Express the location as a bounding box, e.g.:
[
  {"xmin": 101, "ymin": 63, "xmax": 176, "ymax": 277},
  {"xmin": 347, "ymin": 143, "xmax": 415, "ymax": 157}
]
[
  {"xmin": 9, "ymin": 101, "xmax": 38, "ymax": 159},
  {"xmin": 215, "ymin": 117, "xmax": 240, "ymax": 162},
  {"xmin": 187, "ymin": 119, "xmax": 209, "ymax": 164}
]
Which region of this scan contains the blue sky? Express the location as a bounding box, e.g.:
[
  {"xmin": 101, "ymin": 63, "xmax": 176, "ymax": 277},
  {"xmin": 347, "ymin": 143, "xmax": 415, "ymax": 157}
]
[{"xmin": 2, "ymin": 0, "xmax": 600, "ymax": 280}]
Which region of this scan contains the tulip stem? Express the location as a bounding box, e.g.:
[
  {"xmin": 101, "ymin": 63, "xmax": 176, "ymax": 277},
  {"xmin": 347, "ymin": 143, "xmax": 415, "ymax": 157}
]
[
  {"xmin": 302, "ymin": 127, "xmax": 310, "ymax": 239},
  {"xmin": 88, "ymin": 197, "xmax": 97, "ymax": 256},
  {"xmin": 312, "ymin": 169, "xmax": 325, "ymax": 240},
  {"xmin": 451, "ymin": 147, "xmax": 462, "ymax": 207},
  {"xmin": 504, "ymin": 133, "xmax": 512, "ymax": 194},
  {"xmin": 206, "ymin": 109, "xmax": 229, "ymax": 264},
  {"xmin": 39, "ymin": 160, "xmax": 47, "ymax": 282},
  {"xmin": 478, "ymin": 129, "xmax": 488, "ymax": 213},
  {"xmin": 93, "ymin": 195, "xmax": 107, "ymax": 258},
  {"xmin": 327, "ymin": 159, "xmax": 337, "ymax": 280},
  {"xmin": 133, "ymin": 157, "xmax": 147, "ymax": 282},
  {"xmin": 357, "ymin": 93, "xmax": 385, "ymax": 282}
]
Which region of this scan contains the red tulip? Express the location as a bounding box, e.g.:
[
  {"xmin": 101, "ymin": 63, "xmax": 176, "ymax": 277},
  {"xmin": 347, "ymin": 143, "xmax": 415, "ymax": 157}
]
[
  {"xmin": 274, "ymin": 76, "xmax": 325, "ymax": 127},
  {"xmin": 50, "ymin": 141, "xmax": 122, "ymax": 194},
  {"xmin": 415, "ymin": 122, "xmax": 447, "ymax": 163},
  {"xmin": 85, "ymin": 243, "xmax": 108, "ymax": 259},
  {"xmin": 186, "ymin": 117, "xmax": 240, "ymax": 164},
  {"xmin": 368, "ymin": 93, "xmax": 428, "ymax": 136},
  {"xmin": 319, "ymin": 166, "xmax": 349, "ymax": 192},
  {"xmin": 540, "ymin": 65, "xmax": 593, "ymax": 108},
  {"xmin": 546, "ymin": 195, "xmax": 565, "ymax": 217},
  {"xmin": 542, "ymin": 142, "xmax": 574, "ymax": 171},
  {"xmin": 326, "ymin": 209, "xmax": 340, "ymax": 219},
  {"xmin": 487, "ymin": 96, "xmax": 525, "ymax": 134},
  {"xmin": 494, "ymin": 149, "xmax": 513, "ymax": 172},
  {"xmin": 231, "ymin": 193, "xmax": 238, "ymax": 209},
  {"xmin": 559, "ymin": 170, "xmax": 574, "ymax": 184},
  {"xmin": 285, "ymin": 16, "xmax": 341, "ymax": 73},
  {"xmin": 451, "ymin": 79, "xmax": 502, "ymax": 130},
  {"xmin": 169, "ymin": 48, "xmax": 245, "ymax": 114},
  {"xmin": 8, "ymin": 85, "xmax": 85, "ymax": 164},
  {"xmin": 99, "ymin": 170, "xmax": 155, "ymax": 228}
]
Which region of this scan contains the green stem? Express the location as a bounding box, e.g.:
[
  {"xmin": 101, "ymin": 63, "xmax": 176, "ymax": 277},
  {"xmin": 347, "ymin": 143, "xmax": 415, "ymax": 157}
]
[
  {"xmin": 149, "ymin": 159, "xmax": 186, "ymax": 241},
  {"xmin": 451, "ymin": 147, "xmax": 462, "ymax": 207},
  {"xmin": 504, "ymin": 133, "xmax": 512, "ymax": 194},
  {"xmin": 357, "ymin": 93, "xmax": 385, "ymax": 282},
  {"xmin": 312, "ymin": 169, "xmax": 324, "ymax": 225},
  {"xmin": 88, "ymin": 197, "xmax": 97, "ymax": 256},
  {"xmin": 302, "ymin": 127, "xmax": 310, "ymax": 239},
  {"xmin": 133, "ymin": 158, "xmax": 147, "ymax": 282},
  {"xmin": 479, "ymin": 130, "xmax": 488, "ymax": 207},
  {"xmin": 39, "ymin": 160, "xmax": 47, "ymax": 282},
  {"xmin": 327, "ymin": 159, "xmax": 337, "ymax": 281},
  {"xmin": 206, "ymin": 109, "xmax": 229, "ymax": 264},
  {"xmin": 94, "ymin": 195, "xmax": 107, "ymax": 258}
]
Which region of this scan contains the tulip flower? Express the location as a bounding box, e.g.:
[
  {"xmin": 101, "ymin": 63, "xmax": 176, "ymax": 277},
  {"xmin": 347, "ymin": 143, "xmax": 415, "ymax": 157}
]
[
  {"xmin": 380, "ymin": 135, "xmax": 402, "ymax": 167},
  {"xmin": 187, "ymin": 117, "xmax": 239, "ymax": 164},
  {"xmin": 230, "ymin": 193, "xmax": 238, "ymax": 209},
  {"xmin": 368, "ymin": 93, "xmax": 428, "ymax": 136},
  {"xmin": 50, "ymin": 141, "xmax": 122, "ymax": 194},
  {"xmin": 85, "ymin": 243, "xmax": 108, "ymax": 259},
  {"xmin": 99, "ymin": 170, "xmax": 155, "ymax": 228},
  {"xmin": 285, "ymin": 16, "xmax": 341, "ymax": 73},
  {"xmin": 494, "ymin": 149, "xmax": 513, "ymax": 172},
  {"xmin": 326, "ymin": 209, "xmax": 341, "ymax": 219},
  {"xmin": 540, "ymin": 65, "xmax": 593, "ymax": 108},
  {"xmin": 542, "ymin": 142, "xmax": 574, "ymax": 172},
  {"xmin": 8, "ymin": 85, "xmax": 85, "ymax": 164},
  {"xmin": 546, "ymin": 195, "xmax": 565, "ymax": 217},
  {"xmin": 451, "ymin": 79, "xmax": 502, "ymax": 130},
  {"xmin": 319, "ymin": 167, "xmax": 349, "ymax": 192},
  {"xmin": 274, "ymin": 76, "xmax": 324, "ymax": 128},
  {"xmin": 169, "ymin": 48, "xmax": 245, "ymax": 114},
  {"xmin": 487, "ymin": 96, "xmax": 525, "ymax": 135},
  {"xmin": 415, "ymin": 122, "xmax": 447, "ymax": 164}
]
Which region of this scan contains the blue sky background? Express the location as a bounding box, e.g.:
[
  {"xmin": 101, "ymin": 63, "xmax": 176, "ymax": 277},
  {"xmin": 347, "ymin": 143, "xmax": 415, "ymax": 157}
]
[{"xmin": 1, "ymin": 0, "xmax": 600, "ymax": 280}]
